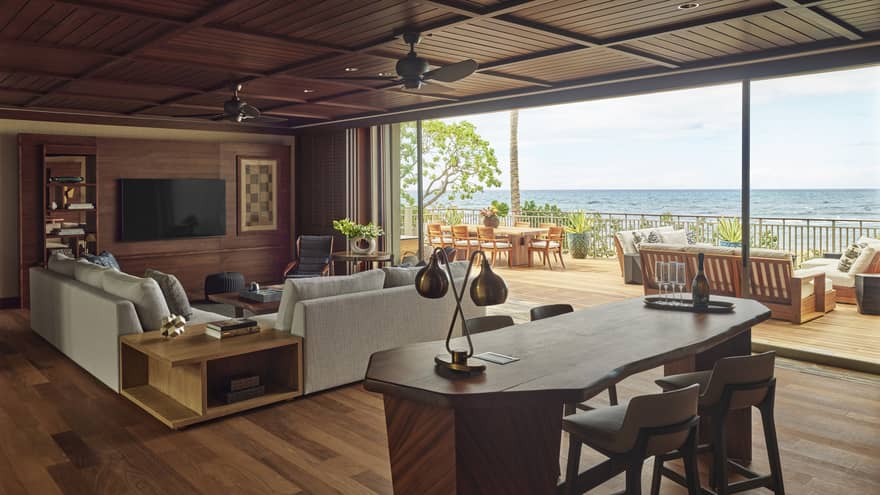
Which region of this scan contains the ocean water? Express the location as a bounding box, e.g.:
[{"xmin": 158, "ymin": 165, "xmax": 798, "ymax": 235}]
[{"xmin": 430, "ymin": 189, "xmax": 880, "ymax": 220}]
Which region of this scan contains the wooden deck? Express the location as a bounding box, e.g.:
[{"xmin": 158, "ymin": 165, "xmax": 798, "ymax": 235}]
[{"xmin": 491, "ymin": 257, "xmax": 880, "ymax": 374}]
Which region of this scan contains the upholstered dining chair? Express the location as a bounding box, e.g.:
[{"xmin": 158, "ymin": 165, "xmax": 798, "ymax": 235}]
[
  {"xmin": 465, "ymin": 315, "xmax": 515, "ymax": 334},
  {"xmin": 451, "ymin": 225, "xmax": 479, "ymax": 260},
  {"xmin": 529, "ymin": 226, "xmax": 566, "ymax": 269},
  {"xmin": 283, "ymin": 235, "xmax": 334, "ymax": 279},
  {"xmin": 531, "ymin": 304, "xmax": 620, "ymax": 408},
  {"xmin": 478, "ymin": 226, "xmax": 512, "ymax": 267},
  {"xmin": 427, "ymin": 223, "xmax": 453, "ymax": 250},
  {"xmin": 651, "ymin": 352, "xmax": 784, "ymax": 495},
  {"xmin": 563, "ymin": 385, "xmax": 702, "ymax": 495}
]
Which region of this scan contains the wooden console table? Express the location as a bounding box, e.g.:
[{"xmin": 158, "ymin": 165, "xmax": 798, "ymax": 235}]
[
  {"xmin": 120, "ymin": 324, "xmax": 302, "ymax": 429},
  {"xmin": 365, "ymin": 296, "xmax": 771, "ymax": 494}
]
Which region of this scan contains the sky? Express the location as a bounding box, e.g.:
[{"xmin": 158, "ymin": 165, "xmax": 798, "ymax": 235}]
[{"xmin": 438, "ymin": 65, "xmax": 880, "ymax": 190}]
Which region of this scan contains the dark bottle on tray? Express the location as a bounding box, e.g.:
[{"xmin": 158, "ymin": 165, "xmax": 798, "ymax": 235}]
[{"xmin": 692, "ymin": 253, "xmax": 710, "ymax": 310}]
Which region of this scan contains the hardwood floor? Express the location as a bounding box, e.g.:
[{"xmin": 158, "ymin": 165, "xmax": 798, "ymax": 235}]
[
  {"xmin": 1, "ymin": 307, "xmax": 878, "ymax": 494},
  {"xmin": 491, "ymin": 257, "xmax": 880, "ymax": 374}
]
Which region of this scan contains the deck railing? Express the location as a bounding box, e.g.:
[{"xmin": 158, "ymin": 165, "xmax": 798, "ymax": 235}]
[{"xmin": 401, "ymin": 207, "xmax": 880, "ymax": 264}]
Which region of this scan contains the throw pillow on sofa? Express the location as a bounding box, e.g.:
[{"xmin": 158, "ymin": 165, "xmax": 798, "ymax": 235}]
[
  {"xmin": 74, "ymin": 261, "xmax": 112, "ymax": 289},
  {"xmin": 83, "ymin": 251, "xmax": 120, "ymax": 270},
  {"xmin": 275, "ymin": 269, "xmax": 386, "ymax": 331},
  {"xmin": 632, "ymin": 230, "xmax": 662, "ymax": 250},
  {"xmin": 382, "ymin": 266, "xmax": 422, "ymax": 288},
  {"xmin": 660, "ymin": 229, "xmax": 688, "ymax": 245},
  {"xmin": 102, "ymin": 271, "xmax": 170, "ymax": 330},
  {"xmin": 145, "ymin": 268, "xmax": 193, "ymax": 320},
  {"xmin": 838, "ymin": 241, "xmax": 868, "ymax": 272},
  {"xmin": 848, "ymin": 245, "xmax": 877, "ymax": 275}
]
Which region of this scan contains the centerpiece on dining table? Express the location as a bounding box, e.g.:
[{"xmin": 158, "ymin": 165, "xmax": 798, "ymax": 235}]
[{"xmin": 480, "ymin": 201, "xmax": 509, "ymax": 228}]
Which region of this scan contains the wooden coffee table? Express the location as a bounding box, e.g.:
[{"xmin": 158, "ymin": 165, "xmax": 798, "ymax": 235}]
[
  {"xmin": 119, "ymin": 323, "xmax": 302, "ymax": 429},
  {"xmin": 207, "ymin": 285, "xmax": 283, "ymax": 317}
]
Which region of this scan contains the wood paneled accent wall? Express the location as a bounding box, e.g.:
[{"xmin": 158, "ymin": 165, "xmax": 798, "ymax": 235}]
[
  {"xmin": 296, "ymin": 129, "xmax": 348, "ymax": 249},
  {"xmin": 19, "ymin": 134, "xmax": 292, "ymax": 306}
]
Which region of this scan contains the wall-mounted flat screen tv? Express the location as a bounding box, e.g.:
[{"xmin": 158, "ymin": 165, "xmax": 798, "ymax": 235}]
[{"xmin": 119, "ymin": 179, "xmax": 226, "ymax": 241}]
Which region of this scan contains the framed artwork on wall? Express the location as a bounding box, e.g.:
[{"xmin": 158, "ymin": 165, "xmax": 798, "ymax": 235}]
[{"xmin": 237, "ymin": 157, "xmax": 278, "ymax": 233}]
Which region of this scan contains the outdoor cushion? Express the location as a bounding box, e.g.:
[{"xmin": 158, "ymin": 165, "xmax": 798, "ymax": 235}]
[
  {"xmin": 838, "ymin": 241, "xmax": 868, "ymax": 272},
  {"xmin": 74, "ymin": 261, "xmax": 112, "ymax": 289},
  {"xmin": 481, "ymin": 242, "xmax": 511, "ymax": 249},
  {"xmin": 849, "ymin": 246, "xmax": 877, "ymax": 274},
  {"xmin": 531, "ymin": 240, "xmax": 560, "ymax": 248},
  {"xmin": 660, "ymin": 229, "xmax": 688, "ymax": 245},
  {"xmin": 823, "ymin": 269, "xmax": 855, "ymax": 287},
  {"xmin": 275, "ymin": 269, "xmax": 386, "ymax": 331},
  {"xmin": 616, "ymin": 225, "xmax": 674, "ymax": 255},
  {"xmin": 102, "ymin": 270, "xmax": 170, "ymax": 330},
  {"xmin": 747, "ymin": 248, "xmax": 793, "ymax": 260},
  {"xmin": 801, "ymin": 258, "xmax": 837, "ymax": 269},
  {"xmin": 430, "ymin": 237, "xmax": 453, "ymax": 243},
  {"xmin": 454, "ymin": 239, "xmax": 479, "ymax": 246}
]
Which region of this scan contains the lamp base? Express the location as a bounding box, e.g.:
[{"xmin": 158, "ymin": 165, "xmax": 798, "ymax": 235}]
[{"xmin": 434, "ymin": 353, "xmax": 486, "ymax": 374}]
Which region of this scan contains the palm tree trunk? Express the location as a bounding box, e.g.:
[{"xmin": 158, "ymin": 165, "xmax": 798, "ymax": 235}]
[{"xmin": 509, "ymin": 109, "xmax": 520, "ymax": 215}]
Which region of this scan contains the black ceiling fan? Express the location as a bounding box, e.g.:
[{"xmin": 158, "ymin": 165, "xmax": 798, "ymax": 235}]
[
  {"xmin": 185, "ymin": 84, "xmax": 285, "ymax": 123},
  {"xmin": 322, "ymin": 32, "xmax": 478, "ymax": 89}
]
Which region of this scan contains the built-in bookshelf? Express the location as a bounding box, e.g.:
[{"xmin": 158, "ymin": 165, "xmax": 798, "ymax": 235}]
[{"xmin": 42, "ymin": 149, "xmax": 98, "ymax": 263}]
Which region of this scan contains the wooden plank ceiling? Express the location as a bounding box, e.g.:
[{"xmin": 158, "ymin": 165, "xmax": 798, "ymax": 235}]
[{"xmin": 0, "ymin": 0, "xmax": 876, "ymax": 131}]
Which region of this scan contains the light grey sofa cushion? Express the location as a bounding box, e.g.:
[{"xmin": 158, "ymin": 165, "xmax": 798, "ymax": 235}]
[
  {"xmin": 47, "ymin": 252, "xmax": 80, "ymax": 277},
  {"xmin": 188, "ymin": 307, "xmax": 228, "ymax": 325},
  {"xmin": 145, "ymin": 268, "xmax": 193, "ymax": 320},
  {"xmin": 382, "ymin": 266, "xmax": 422, "ymax": 288},
  {"xmin": 74, "ymin": 260, "xmax": 112, "ymax": 289},
  {"xmin": 102, "ymin": 270, "xmax": 170, "ymax": 330},
  {"xmin": 275, "ymin": 269, "xmax": 386, "ymax": 331}
]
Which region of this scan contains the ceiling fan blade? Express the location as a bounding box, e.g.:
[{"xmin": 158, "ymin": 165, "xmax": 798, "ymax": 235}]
[
  {"xmin": 423, "ymin": 59, "xmax": 478, "ymax": 83},
  {"xmin": 240, "ymin": 103, "xmax": 261, "ymax": 119},
  {"xmin": 318, "ymin": 76, "xmax": 398, "ymax": 81},
  {"xmin": 421, "ymin": 78, "xmax": 456, "ymax": 89},
  {"xmin": 179, "ymin": 113, "xmax": 224, "ymax": 119},
  {"xmin": 255, "ymin": 115, "xmax": 290, "ymax": 122}
]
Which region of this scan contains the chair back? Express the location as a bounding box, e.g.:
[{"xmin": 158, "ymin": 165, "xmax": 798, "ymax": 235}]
[
  {"xmin": 477, "ymin": 226, "xmax": 496, "ymax": 241},
  {"xmin": 427, "ymin": 223, "xmax": 450, "ymax": 248},
  {"xmin": 539, "ymin": 222, "xmax": 556, "ymax": 228},
  {"xmin": 530, "ymin": 304, "xmax": 573, "ymax": 321},
  {"xmin": 515, "ymin": 221, "xmax": 530, "ymax": 228},
  {"xmin": 622, "ymin": 384, "xmax": 700, "ymax": 457},
  {"xmin": 547, "ymin": 226, "xmax": 564, "ymax": 241},
  {"xmin": 296, "ymin": 235, "xmax": 334, "ymax": 275},
  {"xmin": 466, "ymin": 315, "xmax": 514, "ymax": 334},
  {"xmin": 748, "ymin": 257, "xmax": 795, "ymax": 305},
  {"xmin": 451, "ymin": 225, "xmax": 471, "ymax": 240},
  {"xmin": 702, "ymin": 351, "xmax": 775, "ymax": 410},
  {"xmin": 427, "ymin": 223, "xmax": 443, "ymax": 237}
]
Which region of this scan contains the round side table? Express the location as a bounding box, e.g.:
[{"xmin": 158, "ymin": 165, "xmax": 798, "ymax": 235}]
[
  {"xmin": 855, "ymin": 273, "xmax": 880, "ymax": 315},
  {"xmin": 331, "ymin": 251, "xmax": 393, "ymax": 275}
]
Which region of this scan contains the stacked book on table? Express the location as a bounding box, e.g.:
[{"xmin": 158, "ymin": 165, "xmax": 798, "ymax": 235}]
[
  {"xmin": 225, "ymin": 375, "xmax": 265, "ymax": 404},
  {"xmin": 67, "ymin": 202, "xmax": 95, "ymax": 210},
  {"xmin": 205, "ymin": 318, "xmax": 260, "ymax": 339}
]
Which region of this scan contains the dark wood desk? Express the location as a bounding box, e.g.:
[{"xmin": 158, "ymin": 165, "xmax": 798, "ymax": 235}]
[{"xmin": 365, "ymin": 296, "xmax": 771, "ymax": 495}]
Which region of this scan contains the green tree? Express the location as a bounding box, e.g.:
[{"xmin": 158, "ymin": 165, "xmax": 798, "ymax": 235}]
[{"xmin": 400, "ymin": 120, "xmax": 501, "ymax": 208}]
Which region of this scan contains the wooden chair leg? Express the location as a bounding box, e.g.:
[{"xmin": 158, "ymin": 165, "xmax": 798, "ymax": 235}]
[
  {"xmin": 682, "ymin": 429, "xmax": 702, "ymax": 495},
  {"xmin": 711, "ymin": 415, "xmax": 729, "ymax": 495},
  {"xmin": 626, "ymin": 461, "xmax": 644, "ymax": 495},
  {"xmin": 650, "ymin": 456, "xmax": 663, "ymax": 495},
  {"xmin": 559, "ymin": 248, "xmax": 566, "ymax": 269},
  {"xmin": 760, "ymin": 389, "xmax": 785, "ymax": 494},
  {"xmin": 490, "ymin": 250, "xmax": 496, "ymax": 267},
  {"xmin": 565, "ymin": 437, "xmax": 582, "ymax": 495}
]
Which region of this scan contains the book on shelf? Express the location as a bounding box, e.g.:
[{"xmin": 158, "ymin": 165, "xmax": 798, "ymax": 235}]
[
  {"xmin": 52, "ymin": 228, "xmax": 86, "ymax": 236},
  {"xmin": 224, "ymin": 385, "xmax": 265, "ymax": 404},
  {"xmin": 229, "ymin": 375, "xmax": 261, "ymax": 392},
  {"xmin": 66, "ymin": 203, "xmax": 95, "ymax": 210},
  {"xmin": 206, "ymin": 318, "xmax": 258, "ymax": 332},
  {"xmin": 49, "ymin": 176, "xmax": 84, "ymax": 183},
  {"xmin": 205, "ymin": 325, "xmax": 260, "ymax": 339}
]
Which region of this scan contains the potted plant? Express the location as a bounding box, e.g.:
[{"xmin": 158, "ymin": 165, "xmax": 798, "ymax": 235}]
[
  {"xmin": 332, "ymin": 218, "xmax": 385, "ymax": 254},
  {"xmin": 480, "ymin": 205, "xmax": 500, "ymax": 228},
  {"xmin": 715, "ymin": 217, "xmax": 742, "ymax": 247},
  {"xmin": 565, "ymin": 211, "xmax": 593, "ymax": 259}
]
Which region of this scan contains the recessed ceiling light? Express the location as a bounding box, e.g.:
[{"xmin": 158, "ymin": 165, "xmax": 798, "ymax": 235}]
[
  {"xmin": 344, "ymin": 67, "xmax": 358, "ymax": 72},
  {"xmin": 303, "ymin": 89, "xmax": 315, "ymax": 93},
  {"xmin": 677, "ymin": 2, "xmax": 700, "ymax": 9}
]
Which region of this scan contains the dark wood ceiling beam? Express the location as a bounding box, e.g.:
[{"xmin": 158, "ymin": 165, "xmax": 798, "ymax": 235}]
[
  {"xmin": 25, "ymin": 0, "xmax": 253, "ymax": 107},
  {"xmin": 773, "ymin": 0, "xmax": 863, "ymax": 40}
]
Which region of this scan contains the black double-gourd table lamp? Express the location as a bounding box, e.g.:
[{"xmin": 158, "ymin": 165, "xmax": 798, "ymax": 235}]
[{"xmin": 415, "ymin": 247, "xmax": 508, "ymax": 374}]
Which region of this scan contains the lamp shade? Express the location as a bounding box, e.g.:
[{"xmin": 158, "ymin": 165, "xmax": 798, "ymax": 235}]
[
  {"xmin": 415, "ymin": 252, "xmax": 449, "ymax": 298},
  {"xmin": 469, "ymin": 256, "xmax": 508, "ymax": 306}
]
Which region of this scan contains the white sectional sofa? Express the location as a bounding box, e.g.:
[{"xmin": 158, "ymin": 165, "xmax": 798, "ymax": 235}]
[
  {"xmin": 29, "ymin": 263, "xmax": 224, "ymax": 391},
  {"xmin": 797, "ymin": 236, "xmax": 880, "ymax": 304},
  {"xmin": 30, "ymin": 258, "xmax": 485, "ymax": 397}
]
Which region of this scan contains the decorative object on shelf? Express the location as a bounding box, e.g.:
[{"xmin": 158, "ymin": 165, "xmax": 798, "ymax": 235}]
[
  {"xmin": 237, "ymin": 157, "xmax": 278, "ymax": 233},
  {"xmin": 49, "ymin": 201, "xmax": 58, "ymax": 210},
  {"xmin": 480, "ymin": 205, "xmax": 500, "ymax": 228},
  {"xmin": 332, "ymin": 218, "xmax": 385, "ymax": 254},
  {"xmin": 248, "ymin": 281, "xmax": 260, "ymax": 292},
  {"xmin": 49, "ymin": 176, "xmax": 84, "ymax": 183},
  {"xmin": 565, "ymin": 211, "xmax": 594, "ymax": 259},
  {"xmin": 414, "ymin": 248, "xmax": 508, "ymax": 375},
  {"xmin": 715, "ymin": 217, "xmax": 743, "ymax": 247},
  {"xmin": 160, "ymin": 314, "xmax": 186, "ymax": 339}
]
